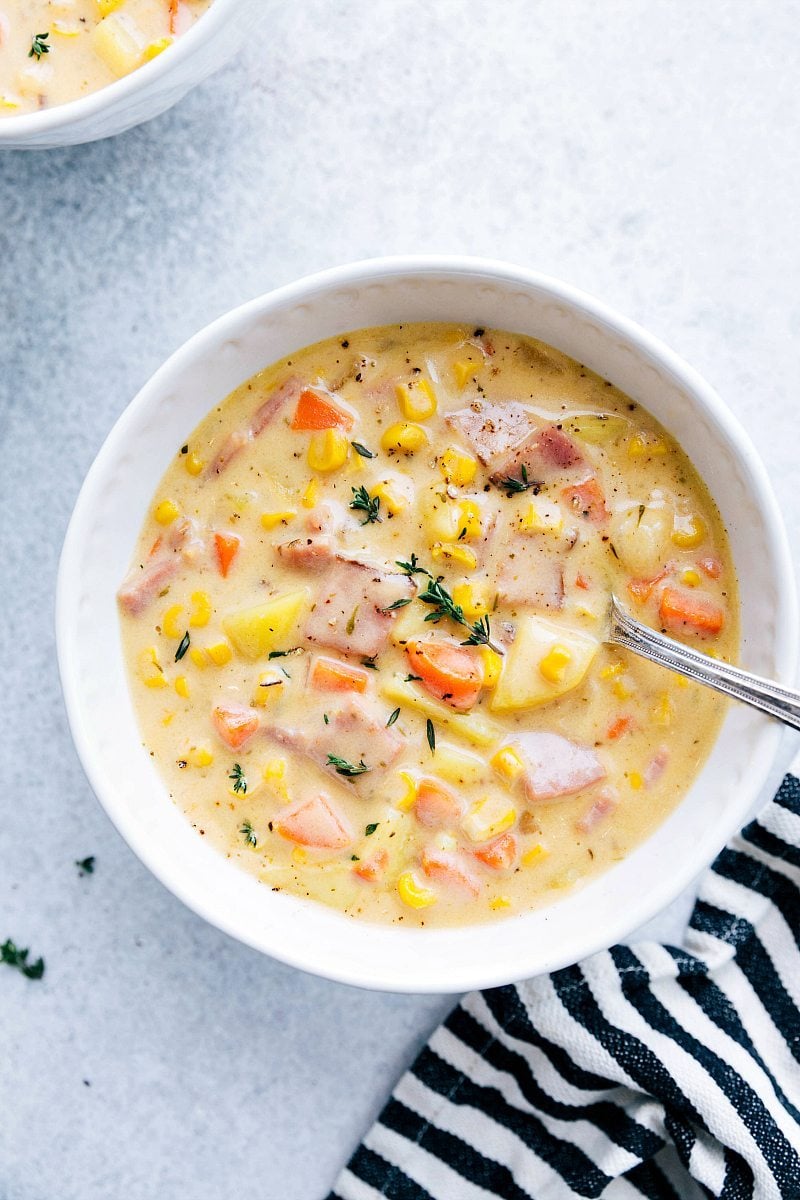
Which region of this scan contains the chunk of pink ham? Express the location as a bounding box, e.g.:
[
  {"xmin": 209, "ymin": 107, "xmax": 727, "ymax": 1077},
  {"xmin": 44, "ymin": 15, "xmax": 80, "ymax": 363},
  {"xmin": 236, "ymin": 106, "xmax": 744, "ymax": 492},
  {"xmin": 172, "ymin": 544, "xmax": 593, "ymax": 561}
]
[
  {"xmin": 491, "ymin": 425, "xmax": 585, "ymax": 485},
  {"xmin": 576, "ymin": 789, "xmax": 617, "ymax": 834},
  {"xmin": 303, "ymin": 557, "xmax": 415, "ymax": 658},
  {"xmin": 117, "ymin": 519, "xmax": 192, "ymax": 616},
  {"xmin": 264, "ymin": 696, "xmax": 404, "ymax": 780},
  {"xmin": 496, "ymin": 540, "xmax": 565, "ymax": 611},
  {"xmin": 206, "ymin": 375, "xmax": 303, "ymax": 477},
  {"xmin": 446, "ymin": 401, "xmax": 585, "ymax": 483},
  {"xmin": 420, "ymin": 846, "xmax": 480, "ymax": 896},
  {"xmin": 276, "ymin": 794, "xmax": 353, "ymax": 850},
  {"xmin": 277, "ymin": 535, "xmax": 338, "ymax": 572},
  {"xmin": 644, "ymin": 747, "xmax": 669, "ymax": 788},
  {"xmin": 512, "ymin": 732, "xmax": 606, "ymax": 803}
]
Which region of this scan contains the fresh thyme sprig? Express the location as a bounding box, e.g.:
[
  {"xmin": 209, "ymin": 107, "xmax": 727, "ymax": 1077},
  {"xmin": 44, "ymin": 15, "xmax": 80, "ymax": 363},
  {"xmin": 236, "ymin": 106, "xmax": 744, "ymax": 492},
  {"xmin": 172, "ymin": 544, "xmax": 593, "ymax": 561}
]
[
  {"xmin": 229, "ymin": 763, "xmax": 247, "ymax": 795},
  {"xmin": 417, "ymin": 573, "xmax": 504, "ymax": 654},
  {"xmin": 496, "ymin": 464, "xmax": 540, "ymax": 497},
  {"xmin": 350, "ymin": 441, "xmax": 376, "ymax": 459},
  {"xmin": 349, "ymin": 485, "xmax": 381, "ymax": 525},
  {"xmin": 240, "ymin": 821, "xmax": 257, "ymax": 847},
  {"xmin": 327, "ymin": 753, "xmax": 370, "ymax": 777},
  {"xmin": 29, "ymin": 32, "xmax": 49, "ymax": 59},
  {"xmin": 1, "ymin": 938, "xmax": 44, "ymax": 980}
]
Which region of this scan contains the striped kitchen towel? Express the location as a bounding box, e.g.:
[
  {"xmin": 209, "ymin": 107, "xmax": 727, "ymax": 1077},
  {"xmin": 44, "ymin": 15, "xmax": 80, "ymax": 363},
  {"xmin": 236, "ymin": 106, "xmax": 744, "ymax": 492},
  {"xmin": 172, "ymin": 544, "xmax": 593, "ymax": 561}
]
[{"xmin": 329, "ymin": 773, "xmax": 800, "ymax": 1199}]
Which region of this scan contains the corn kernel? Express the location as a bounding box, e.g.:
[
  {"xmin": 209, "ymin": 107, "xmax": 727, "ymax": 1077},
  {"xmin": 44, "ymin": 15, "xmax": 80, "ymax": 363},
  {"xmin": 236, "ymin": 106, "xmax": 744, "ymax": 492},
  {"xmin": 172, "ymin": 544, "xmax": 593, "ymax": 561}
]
[
  {"xmin": 189, "ymin": 647, "xmax": 208, "ymax": 669},
  {"xmin": 144, "ymin": 674, "xmax": 168, "ymax": 689},
  {"xmin": 52, "ymin": 21, "xmax": 82, "ymax": 36},
  {"xmin": 161, "ymin": 711, "xmax": 174, "ymax": 726},
  {"xmin": 452, "ymin": 582, "xmax": 490, "ymax": 621},
  {"xmin": 539, "ymin": 644, "xmax": 572, "ymax": 684},
  {"xmin": 381, "ymin": 422, "xmax": 428, "ymax": 454},
  {"xmin": 205, "ymin": 641, "xmax": 232, "ymax": 666},
  {"xmin": 301, "ymin": 478, "xmax": 320, "ymax": 508},
  {"xmin": 463, "ymin": 795, "xmax": 517, "ymax": 843},
  {"xmin": 453, "ymin": 360, "xmax": 475, "ymax": 390},
  {"xmin": 184, "ymin": 451, "xmax": 204, "ymax": 476},
  {"xmin": 174, "ymin": 675, "xmax": 190, "ymax": 699},
  {"xmin": 676, "ymin": 675, "xmax": 690, "ymax": 689},
  {"xmin": 143, "ymin": 36, "xmax": 172, "ymax": 60},
  {"xmin": 0, "ymin": 96, "xmax": 21, "ymax": 110},
  {"xmin": 652, "ymin": 692, "xmax": 674, "ymax": 726},
  {"xmin": 439, "ymin": 446, "xmax": 478, "ymax": 487},
  {"xmin": 522, "ymin": 844, "xmax": 549, "ymax": 867},
  {"xmin": 188, "ymin": 746, "xmax": 213, "ymax": 768},
  {"xmin": 153, "ymin": 499, "xmax": 180, "ymax": 526},
  {"xmin": 395, "ymin": 770, "xmax": 418, "ymax": 812},
  {"xmin": 260, "ymin": 510, "xmax": 297, "ymax": 530},
  {"xmin": 627, "ymin": 435, "xmax": 667, "ymax": 457},
  {"xmin": 612, "ymin": 678, "xmax": 633, "ymax": 700},
  {"xmin": 479, "ymin": 646, "xmax": 503, "ymax": 691},
  {"xmin": 672, "ymin": 515, "xmax": 707, "ymax": 549},
  {"xmin": 681, "ymin": 568, "xmax": 701, "ymax": 587},
  {"xmin": 397, "ymin": 871, "xmax": 437, "ymax": 909},
  {"xmin": 139, "ymin": 646, "xmax": 167, "ymax": 687},
  {"xmin": 252, "ymin": 670, "xmax": 284, "ymax": 707},
  {"xmin": 629, "ymin": 771, "xmax": 644, "ymax": 790},
  {"xmin": 307, "ymin": 428, "xmax": 349, "ymax": 472},
  {"xmin": 430, "ymin": 541, "xmax": 478, "ymax": 571},
  {"xmin": 490, "ymin": 745, "xmax": 524, "ymax": 781},
  {"xmin": 162, "ymin": 604, "xmax": 184, "ymax": 640},
  {"xmin": 292, "ymin": 847, "xmax": 309, "ymax": 866},
  {"xmin": 396, "ymin": 379, "xmax": 437, "ymax": 421},
  {"xmin": 96, "ymin": 0, "xmax": 123, "ymax": 12},
  {"xmin": 263, "ymin": 757, "xmax": 286, "ymax": 781},
  {"xmin": 372, "ymin": 481, "xmax": 409, "ymax": 516},
  {"xmin": 458, "ymin": 499, "xmax": 482, "ymax": 540},
  {"xmin": 189, "ymin": 590, "xmax": 211, "ymax": 628},
  {"xmin": 600, "ymin": 661, "xmax": 625, "ymax": 679},
  {"xmin": 489, "ymin": 896, "xmax": 511, "ymax": 911},
  {"xmin": 518, "ymin": 500, "xmax": 563, "ymax": 536}
]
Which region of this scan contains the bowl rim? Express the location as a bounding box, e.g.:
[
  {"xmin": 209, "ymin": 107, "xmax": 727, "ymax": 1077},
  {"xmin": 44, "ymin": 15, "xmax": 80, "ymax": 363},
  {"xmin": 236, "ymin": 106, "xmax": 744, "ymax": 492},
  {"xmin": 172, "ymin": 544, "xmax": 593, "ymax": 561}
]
[
  {"xmin": 56, "ymin": 255, "xmax": 799, "ymax": 992},
  {"xmin": 0, "ymin": 0, "xmax": 240, "ymax": 140}
]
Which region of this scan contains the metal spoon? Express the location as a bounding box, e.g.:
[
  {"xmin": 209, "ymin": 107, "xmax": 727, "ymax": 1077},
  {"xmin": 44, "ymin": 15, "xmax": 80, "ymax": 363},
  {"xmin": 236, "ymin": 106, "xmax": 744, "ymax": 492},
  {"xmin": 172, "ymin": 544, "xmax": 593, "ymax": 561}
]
[{"xmin": 608, "ymin": 594, "xmax": 800, "ymax": 733}]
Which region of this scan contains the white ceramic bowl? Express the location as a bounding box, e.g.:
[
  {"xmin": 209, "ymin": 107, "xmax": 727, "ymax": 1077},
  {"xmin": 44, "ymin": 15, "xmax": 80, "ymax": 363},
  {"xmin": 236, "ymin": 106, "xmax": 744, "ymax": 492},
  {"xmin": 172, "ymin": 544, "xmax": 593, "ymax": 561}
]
[
  {"xmin": 0, "ymin": 0, "xmax": 261, "ymax": 150},
  {"xmin": 57, "ymin": 257, "xmax": 798, "ymax": 993}
]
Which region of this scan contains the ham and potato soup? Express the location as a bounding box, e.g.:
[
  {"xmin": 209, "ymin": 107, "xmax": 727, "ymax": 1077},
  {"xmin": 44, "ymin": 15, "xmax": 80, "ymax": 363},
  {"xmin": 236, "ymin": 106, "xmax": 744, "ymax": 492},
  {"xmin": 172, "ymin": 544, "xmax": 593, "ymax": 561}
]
[
  {"xmin": 0, "ymin": 0, "xmax": 211, "ymax": 115},
  {"xmin": 118, "ymin": 323, "xmax": 737, "ymax": 926}
]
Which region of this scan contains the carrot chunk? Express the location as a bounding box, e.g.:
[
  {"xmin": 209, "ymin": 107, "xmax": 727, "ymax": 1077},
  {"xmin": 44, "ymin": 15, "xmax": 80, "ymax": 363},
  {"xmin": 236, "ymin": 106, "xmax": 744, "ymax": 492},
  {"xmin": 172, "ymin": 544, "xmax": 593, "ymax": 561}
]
[
  {"xmin": 627, "ymin": 566, "xmax": 670, "ymax": 604},
  {"xmin": 606, "ymin": 715, "xmax": 635, "ymax": 740},
  {"xmin": 212, "ymin": 702, "xmax": 259, "ymax": 749},
  {"xmin": 659, "ymin": 586, "xmax": 724, "ymax": 635},
  {"xmin": 405, "ymin": 639, "xmax": 484, "ymax": 711},
  {"xmin": 353, "ymin": 849, "xmax": 389, "ymax": 882},
  {"xmin": 414, "ymin": 777, "xmax": 465, "ymax": 828},
  {"xmin": 291, "ymin": 388, "xmax": 355, "ymax": 431},
  {"xmin": 473, "ymin": 832, "xmax": 518, "ymax": 870},
  {"xmin": 698, "ymin": 556, "xmax": 723, "ymax": 580},
  {"xmin": 561, "ymin": 476, "xmax": 609, "ymax": 524},
  {"xmin": 214, "ymin": 532, "xmax": 240, "ymax": 578},
  {"xmin": 309, "ymin": 655, "xmax": 370, "ymax": 694}
]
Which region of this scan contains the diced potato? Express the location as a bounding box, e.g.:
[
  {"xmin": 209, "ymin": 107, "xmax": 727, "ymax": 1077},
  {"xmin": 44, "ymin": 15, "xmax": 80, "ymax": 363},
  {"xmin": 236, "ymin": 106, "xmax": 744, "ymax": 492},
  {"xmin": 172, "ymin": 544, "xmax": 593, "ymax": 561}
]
[
  {"xmin": 463, "ymin": 795, "xmax": 517, "ymax": 843},
  {"xmin": 91, "ymin": 13, "xmax": 146, "ymax": 77},
  {"xmin": 567, "ymin": 414, "xmax": 629, "ymax": 444},
  {"xmin": 452, "ymin": 582, "xmax": 491, "ymax": 622},
  {"xmin": 478, "ymin": 646, "xmax": 503, "ymax": 690},
  {"xmin": 430, "ymin": 541, "xmax": 477, "ymax": 571},
  {"xmin": 389, "ymin": 604, "xmax": 430, "ymax": 647},
  {"xmin": 453, "ymin": 361, "xmax": 476, "ymax": 390},
  {"xmin": 490, "ymin": 616, "xmax": 599, "ymax": 712},
  {"xmin": 432, "ymin": 743, "xmax": 487, "ymax": 786},
  {"xmin": 222, "ymin": 589, "xmax": 309, "ymax": 660},
  {"xmin": 381, "ymin": 676, "xmax": 501, "ymax": 747},
  {"xmin": 611, "ymin": 501, "xmax": 671, "ymax": 575}
]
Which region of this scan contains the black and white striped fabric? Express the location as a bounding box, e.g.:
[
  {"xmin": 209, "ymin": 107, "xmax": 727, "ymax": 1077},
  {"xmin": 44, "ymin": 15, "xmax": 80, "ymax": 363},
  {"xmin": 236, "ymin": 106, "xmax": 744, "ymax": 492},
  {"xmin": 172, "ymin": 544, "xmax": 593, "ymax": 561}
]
[{"xmin": 329, "ymin": 773, "xmax": 800, "ymax": 1200}]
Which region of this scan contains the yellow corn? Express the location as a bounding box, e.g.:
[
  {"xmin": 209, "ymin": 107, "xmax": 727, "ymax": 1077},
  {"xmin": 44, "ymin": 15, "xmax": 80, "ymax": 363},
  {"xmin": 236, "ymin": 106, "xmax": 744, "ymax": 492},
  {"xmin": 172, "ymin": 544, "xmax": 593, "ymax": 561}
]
[
  {"xmin": 174, "ymin": 675, "xmax": 190, "ymax": 699},
  {"xmin": 188, "ymin": 746, "xmax": 213, "ymax": 768},
  {"xmin": 672, "ymin": 515, "xmax": 707, "ymax": 549},
  {"xmin": 458, "ymin": 499, "xmax": 482, "ymax": 539},
  {"xmin": 628, "ymin": 435, "xmax": 667, "ymax": 458},
  {"xmin": 52, "ymin": 21, "xmax": 82, "ymax": 36},
  {"xmin": 490, "ymin": 745, "xmax": 525, "ymax": 781},
  {"xmin": 629, "ymin": 771, "xmax": 644, "ymax": 790},
  {"xmin": 260, "ymin": 509, "xmax": 297, "ymax": 530},
  {"xmin": 539, "ymin": 644, "xmax": 572, "ymax": 684},
  {"xmin": 395, "ymin": 770, "xmax": 418, "ymax": 812},
  {"xmin": 307, "ymin": 428, "xmax": 349, "ymax": 472},
  {"xmin": 372, "ymin": 480, "xmax": 409, "ymax": 516},
  {"xmin": 479, "ymin": 646, "xmax": 503, "ymax": 690},
  {"xmin": 676, "ymin": 675, "xmax": 690, "ymax": 689},
  {"xmin": 681, "ymin": 568, "xmax": 701, "ymax": 587},
  {"xmin": 463, "ymin": 796, "xmax": 517, "ymax": 843},
  {"xmin": 189, "ymin": 590, "xmax": 211, "ymax": 628},
  {"xmin": 452, "ymin": 582, "xmax": 490, "ymax": 622},
  {"xmin": 518, "ymin": 501, "xmax": 563, "ymax": 536},
  {"xmin": 397, "ymin": 871, "xmax": 437, "ymax": 909},
  {"xmin": 143, "ymin": 36, "xmax": 172, "ymax": 60},
  {"xmin": 612, "ymin": 678, "xmax": 633, "ymax": 700},
  {"xmin": 161, "ymin": 712, "xmax": 174, "ymax": 726},
  {"xmin": 0, "ymin": 96, "xmax": 21, "ymax": 110},
  {"xmin": 153, "ymin": 499, "xmax": 179, "ymax": 526},
  {"xmin": 189, "ymin": 647, "xmax": 208, "ymax": 669},
  {"xmin": 301, "ymin": 478, "xmax": 320, "ymax": 508},
  {"xmin": 381, "ymin": 422, "xmax": 428, "ymax": 454},
  {"xmin": 430, "ymin": 541, "xmax": 478, "ymax": 571},
  {"xmin": 144, "ymin": 675, "xmax": 168, "ymax": 689},
  {"xmin": 453, "ymin": 360, "xmax": 475, "ymax": 390},
  {"xmin": 162, "ymin": 604, "xmax": 184, "ymax": 640},
  {"xmin": 292, "ymin": 847, "xmax": 309, "ymax": 866},
  {"xmin": 439, "ymin": 446, "xmax": 478, "ymax": 487},
  {"xmin": 96, "ymin": 0, "xmax": 123, "ymax": 12},
  {"xmin": 184, "ymin": 451, "xmax": 204, "ymax": 476},
  {"xmin": 139, "ymin": 646, "xmax": 167, "ymax": 688},
  {"xmin": 252, "ymin": 670, "xmax": 284, "ymax": 707},
  {"xmin": 263, "ymin": 757, "xmax": 286, "ymax": 781},
  {"xmin": 396, "ymin": 379, "xmax": 437, "ymax": 421},
  {"xmin": 205, "ymin": 641, "xmax": 232, "ymax": 667},
  {"xmin": 600, "ymin": 660, "xmax": 625, "ymax": 679},
  {"xmin": 652, "ymin": 692, "xmax": 674, "ymax": 727},
  {"xmin": 489, "ymin": 896, "xmax": 511, "ymax": 911},
  {"xmin": 522, "ymin": 844, "xmax": 549, "ymax": 867}
]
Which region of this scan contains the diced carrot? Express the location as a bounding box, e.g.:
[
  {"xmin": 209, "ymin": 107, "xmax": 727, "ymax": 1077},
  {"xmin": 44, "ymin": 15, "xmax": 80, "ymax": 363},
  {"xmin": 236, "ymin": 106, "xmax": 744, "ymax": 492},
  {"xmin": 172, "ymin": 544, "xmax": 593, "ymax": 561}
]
[
  {"xmin": 575, "ymin": 573, "xmax": 591, "ymax": 590},
  {"xmin": 698, "ymin": 556, "xmax": 723, "ymax": 580},
  {"xmin": 148, "ymin": 535, "xmax": 163, "ymax": 557},
  {"xmin": 353, "ymin": 849, "xmax": 389, "ymax": 882},
  {"xmin": 212, "ymin": 702, "xmax": 259, "ymax": 749},
  {"xmin": 561, "ymin": 477, "xmax": 609, "ymax": 524},
  {"xmin": 420, "ymin": 846, "xmax": 480, "ymax": 895},
  {"xmin": 606, "ymin": 715, "xmax": 635, "ymax": 740},
  {"xmin": 659, "ymin": 586, "xmax": 724, "ymax": 635},
  {"xmin": 214, "ymin": 532, "xmax": 240, "ymax": 578},
  {"xmin": 405, "ymin": 639, "xmax": 484, "ymax": 711},
  {"xmin": 291, "ymin": 388, "xmax": 355, "ymax": 431},
  {"xmin": 309, "ymin": 655, "xmax": 370, "ymax": 694},
  {"xmin": 473, "ymin": 832, "xmax": 518, "ymax": 870},
  {"xmin": 168, "ymin": 0, "xmax": 179, "ymax": 33},
  {"xmin": 414, "ymin": 777, "xmax": 465, "ymax": 828},
  {"xmin": 277, "ymin": 794, "xmax": 352, "ymax": 849},
  {"xmin": 627, "ymin": 566, "xmax": 670, "ymax": 604}
]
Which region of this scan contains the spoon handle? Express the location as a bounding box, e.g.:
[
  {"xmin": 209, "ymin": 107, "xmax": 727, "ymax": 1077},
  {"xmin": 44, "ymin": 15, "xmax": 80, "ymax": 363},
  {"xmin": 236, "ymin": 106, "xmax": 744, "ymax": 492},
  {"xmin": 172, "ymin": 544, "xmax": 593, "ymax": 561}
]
[{"xmin": 609, "ymin": 596, "xmax": 800, "ymax": 734}]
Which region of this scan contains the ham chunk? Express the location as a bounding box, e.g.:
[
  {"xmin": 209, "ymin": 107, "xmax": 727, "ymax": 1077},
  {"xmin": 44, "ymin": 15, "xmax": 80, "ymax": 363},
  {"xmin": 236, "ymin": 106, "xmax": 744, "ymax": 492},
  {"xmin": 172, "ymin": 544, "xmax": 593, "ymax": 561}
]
[
  {"xmin": 304, "ymin": 558, "xmax": 415, "ymax": 658},
  {"xmin": 446, "ymin": 401, "xmax": 585, "ymax": 484},
  {"xmin": 496, "ymin": 540, "xmax": 565, "ymax": 611},
  {"xmin": 576, "ymin": 789, "xmax": 617, "ymax": 833},
  {"xmin": 117, "ymin": 519, "xmax": 191, "ymax": 616},
  {"xmin": 513, "ymin": 732, "xmax": 606, "ymax": 803},
  {"xmin": 207, "ymin": 375, "xmax": 303, "ymax": 477},
  {"xmin": 264, "ymin": 696, "xmax": 404, "ymax": 780},
  {"xmin": 277, "ymin": 535, "xmax": 338, "ymax": 572},
  {"xmin": 276, "ymin": 794, "xmax": 353, "ymax": 850}
]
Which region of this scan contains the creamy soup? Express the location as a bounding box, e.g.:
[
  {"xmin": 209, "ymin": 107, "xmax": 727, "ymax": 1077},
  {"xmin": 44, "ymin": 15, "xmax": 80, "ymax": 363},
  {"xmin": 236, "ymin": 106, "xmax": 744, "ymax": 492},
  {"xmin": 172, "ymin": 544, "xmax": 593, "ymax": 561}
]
[
  {"xmin": 118, "ymin": 324, "xmax": 738, "ymax": 926},
  {"xmin": 0, "ymin": 0, "xmax": 211, "ymax": 115}
]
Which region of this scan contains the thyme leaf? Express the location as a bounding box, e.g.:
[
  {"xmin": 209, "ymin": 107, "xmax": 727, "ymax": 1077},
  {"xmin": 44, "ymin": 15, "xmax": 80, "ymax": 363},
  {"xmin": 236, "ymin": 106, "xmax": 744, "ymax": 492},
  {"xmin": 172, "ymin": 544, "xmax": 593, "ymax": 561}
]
[
  {"xmin": 1, "ymin": 939, "xmax": 44, "ymax": 980},
  {"xmin": 351, "ymin": 441, "xmax": 376, "ymax": 459},
  {"xmin": 229, "ymin": 763, "xmax": 247, "ymax": 795},
  {"xmin": 349, "ymin": 485, "xmax": 381, "ymax": 525},
  {"xmin": 327, "ymin": 754, "xmax": 370, "ymax": 777}
]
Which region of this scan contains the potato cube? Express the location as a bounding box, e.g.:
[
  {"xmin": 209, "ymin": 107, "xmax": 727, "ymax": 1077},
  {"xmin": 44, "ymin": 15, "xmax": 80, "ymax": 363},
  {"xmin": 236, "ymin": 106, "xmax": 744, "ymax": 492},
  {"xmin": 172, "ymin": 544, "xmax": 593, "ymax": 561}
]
[{"xmin": 490, "ymin": 615, "xmax": 599, "ymax": 712}]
